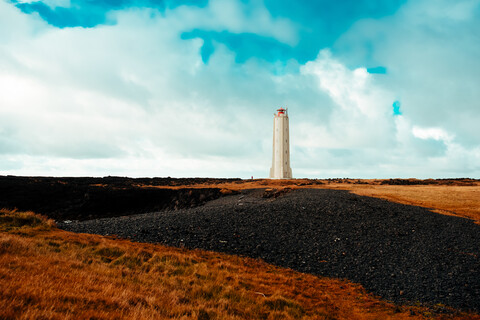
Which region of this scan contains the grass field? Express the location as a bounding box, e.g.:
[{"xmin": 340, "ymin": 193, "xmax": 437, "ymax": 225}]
[
  {"xmin": 2, "ymin": 208, "xmax": 477, "ymax": 319},
  {"xmin": 327, "ymin": 184, "xmax": 480, "ymax": 223}
]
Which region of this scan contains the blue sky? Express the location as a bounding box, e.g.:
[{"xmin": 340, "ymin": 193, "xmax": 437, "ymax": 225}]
[{"xmin": 1, "ymin": 0, "xmax": 479, "ymax": 178}]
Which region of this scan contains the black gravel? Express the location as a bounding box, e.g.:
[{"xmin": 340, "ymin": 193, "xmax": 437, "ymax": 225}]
[{"xmin": 60, "ymin": 188, "xmax": 480, "ymax": 312}]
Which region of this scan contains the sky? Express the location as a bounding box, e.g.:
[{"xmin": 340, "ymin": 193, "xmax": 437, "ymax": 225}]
[{"xmin": 0, "ymin": 0, "xmax": 479, "ymax": 178}]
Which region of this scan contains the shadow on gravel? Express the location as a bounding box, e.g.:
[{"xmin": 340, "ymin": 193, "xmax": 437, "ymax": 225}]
[{"xmin": 59, "ymin": 188, "xmax": 480, "ymax": 312}]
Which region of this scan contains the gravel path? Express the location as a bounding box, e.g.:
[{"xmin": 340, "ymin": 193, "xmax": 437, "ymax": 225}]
[{"xmin": 60, "ymin": 188, "xmax": 480, "ymax": 311}]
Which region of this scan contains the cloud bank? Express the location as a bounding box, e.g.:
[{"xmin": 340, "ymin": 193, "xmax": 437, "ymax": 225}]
[{"xmin": 1, "ymin": 0, "xmax": 479, "ymax": 178}]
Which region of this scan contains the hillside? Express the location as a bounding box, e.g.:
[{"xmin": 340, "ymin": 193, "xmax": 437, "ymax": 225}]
[
  {"xmin": 61, "ymin": 188, "xmax": 480, "ymax": 312},
  {"xmin": 1, "ymin": 209, "xmax": 464, "ymax": 319},
  {"xmin": 1, "ymin": 176, "xmax": 479, "ymax": 319}
]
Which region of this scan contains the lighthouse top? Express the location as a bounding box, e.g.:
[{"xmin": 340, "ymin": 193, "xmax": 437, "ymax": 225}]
[{"xmin": 276, "ymin": 108, "xmax": 287, "ymax": 116}]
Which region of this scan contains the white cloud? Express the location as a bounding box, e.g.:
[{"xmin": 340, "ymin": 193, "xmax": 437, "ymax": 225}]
[
  {"xmin": 293, "ymin": 43, "xmax": 480, "ymax": 178},
  {"xmin": 15, "ymin": 0, "xmax": 71, "ymax": 8},
  {"xmin": 0, "ymin": 0, "xmax": 479, "ymax": 178},
  {"xmin": 317, "ymin": 0, "xmax": 480, "ymax": 177},
  {"xmin": 412, "ymin": 127, "xmax": 452, "ymax": 142},
  {"xmin": 299, "ymin": 49, "xmax": 396, "ymax": 149},
  {"xmin": 334, "ymin": 0, "xmax": 480, "ymax": 146},
  {"xmin": 406, "ymin": 0, "xmax": 480, "ymax": 21},
  {"xmin": 0, "ymin": 1, "xmax": 302, "ymax": 177},
  {"xmin": 167, "ymin": 0, "xmax": 298, "ymax": 45}
]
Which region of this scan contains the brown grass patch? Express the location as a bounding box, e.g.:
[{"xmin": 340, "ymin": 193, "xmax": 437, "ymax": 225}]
[
  {"xmin": 319, "ymin": 184, "xmax": 480, "ymax": 224},
  {"xmin": 2, "ymin": 209, "xmax": 476, "ymax": 319},
  {"xmin": 0, "ymin": 208, "xmax": 56, "ymax": 231}
]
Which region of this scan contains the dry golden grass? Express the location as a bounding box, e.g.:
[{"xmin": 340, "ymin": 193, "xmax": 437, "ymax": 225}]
[
  {"xmin": 2, "ymin": 209, "xmax": 476, "ymax": 319},
  {"xmin": 133, "ymin": 179, "xmax": 480, "ymax": 223},
  {"xmin": 323, "ymin": 184, "xmax": 480, "ymax": 223}
]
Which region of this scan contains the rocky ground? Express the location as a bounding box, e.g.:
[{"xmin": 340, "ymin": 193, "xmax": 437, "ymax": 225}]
[
  {"xmin": 60, "ymin": 188, "xmax": 480, "ymax": 313},
  {"xmin": 0, "ymin": 176, "xmax": 237, "ymax": 220}
]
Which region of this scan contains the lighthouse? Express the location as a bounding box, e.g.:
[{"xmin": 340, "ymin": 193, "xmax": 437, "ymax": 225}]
[{"xmin": 269, "ymin": 107, "xmax": 292, "ymax": 179}]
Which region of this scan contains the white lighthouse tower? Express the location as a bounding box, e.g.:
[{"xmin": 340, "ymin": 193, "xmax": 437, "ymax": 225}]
[{"xmin": 270, "ymin": 107, "xmax": 292, "ymax": 179}]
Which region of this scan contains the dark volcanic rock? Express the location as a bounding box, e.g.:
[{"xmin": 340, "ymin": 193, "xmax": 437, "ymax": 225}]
[
  {"xmin": 0, "ymin": 176, "xmax": 232, "ymax": 220},
  {"xmin": 60, "ymin": 188, "xmax": 480, "ymax": 312}
]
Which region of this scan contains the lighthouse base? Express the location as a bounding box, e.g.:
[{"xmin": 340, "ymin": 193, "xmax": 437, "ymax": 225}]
[{"xmin": 269, "ymin": 167, "xmax": 292, "ymax": 179}]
